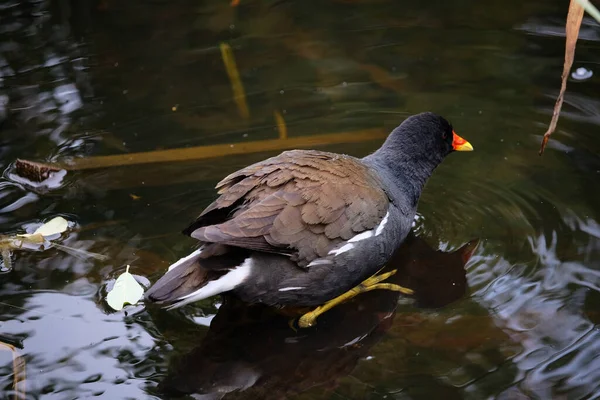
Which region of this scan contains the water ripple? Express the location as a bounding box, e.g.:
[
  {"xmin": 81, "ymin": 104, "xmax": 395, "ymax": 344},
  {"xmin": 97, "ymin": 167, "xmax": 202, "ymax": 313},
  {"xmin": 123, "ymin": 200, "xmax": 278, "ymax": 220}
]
[{"xmin": 469, "ymin": 212, "xmax": 600, "ymax": 398}]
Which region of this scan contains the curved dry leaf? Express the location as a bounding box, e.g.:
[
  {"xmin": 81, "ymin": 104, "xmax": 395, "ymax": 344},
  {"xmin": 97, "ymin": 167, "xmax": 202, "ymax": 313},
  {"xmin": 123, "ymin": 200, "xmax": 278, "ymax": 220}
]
[
  {"xmin": 539, "ymin": 0, "xmax": 584, "ymax": 155},
  {"xmin": 15, "ymin": 234, "xmax": 45, "ymax": 246}
]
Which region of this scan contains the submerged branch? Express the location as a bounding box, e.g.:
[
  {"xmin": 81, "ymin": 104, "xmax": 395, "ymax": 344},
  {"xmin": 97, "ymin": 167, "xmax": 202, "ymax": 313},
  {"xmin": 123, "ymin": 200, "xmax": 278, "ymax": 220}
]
[
  {"xmin": 41, "ymin": 128, "xmax": 387, "ymax": 170},
  {"xmin": 0, "ymin": 341, "xmax": 26, "ymax": 400},
  {"xmin": 220, "ymin": 42, "xmax": 250, "ymax": 119},
  {"xmin": 49, "ymin": 242, "xmax": 109, "ymax": 261}
]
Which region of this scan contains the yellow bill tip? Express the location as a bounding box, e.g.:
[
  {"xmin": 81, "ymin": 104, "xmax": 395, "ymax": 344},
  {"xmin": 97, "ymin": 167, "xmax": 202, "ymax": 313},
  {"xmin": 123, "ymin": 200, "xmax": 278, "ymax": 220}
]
[{"xmin": 452, "ymin": 131, "xmax": 474, "ymax": 151}]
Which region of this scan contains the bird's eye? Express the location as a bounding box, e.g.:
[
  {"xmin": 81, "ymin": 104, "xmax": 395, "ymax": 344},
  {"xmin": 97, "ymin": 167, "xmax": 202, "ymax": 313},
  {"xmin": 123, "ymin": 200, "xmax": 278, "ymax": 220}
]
[{"xmin": 442, "ymin": 132, "xmax": 447, "ymax": 139}]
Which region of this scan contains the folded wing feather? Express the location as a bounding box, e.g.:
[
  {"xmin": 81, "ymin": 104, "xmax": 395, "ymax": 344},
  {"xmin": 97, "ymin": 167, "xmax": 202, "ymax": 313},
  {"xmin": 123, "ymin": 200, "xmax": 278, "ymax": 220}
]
[{"xmin": 185, "ymin": 150, "xmax": 390, "ymax": 267}]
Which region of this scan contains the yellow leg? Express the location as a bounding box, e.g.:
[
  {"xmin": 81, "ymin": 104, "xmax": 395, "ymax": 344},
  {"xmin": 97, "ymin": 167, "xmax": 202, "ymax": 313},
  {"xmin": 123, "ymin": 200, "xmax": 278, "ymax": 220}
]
[{"xmin": 296, "ymin": 269, "xmax": 413, "ymax": 328}]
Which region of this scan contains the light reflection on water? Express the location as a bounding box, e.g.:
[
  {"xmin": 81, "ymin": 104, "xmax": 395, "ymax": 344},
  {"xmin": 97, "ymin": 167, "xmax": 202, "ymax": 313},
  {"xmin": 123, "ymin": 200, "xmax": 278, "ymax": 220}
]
[
  {"xmin": 0, "ymin": 0, "xmax": 600, "ymax": 399},
  {"xmin": 470, "ymin": 231, "xmax": 600, "ymax": 398}
]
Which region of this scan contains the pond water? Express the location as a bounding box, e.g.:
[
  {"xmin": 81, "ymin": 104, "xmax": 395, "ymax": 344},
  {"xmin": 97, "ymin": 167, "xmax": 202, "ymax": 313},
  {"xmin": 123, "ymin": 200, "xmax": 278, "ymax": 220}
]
[{"xmin": 1, "ymin": 0, "xmax": 600, "ymax": 399}]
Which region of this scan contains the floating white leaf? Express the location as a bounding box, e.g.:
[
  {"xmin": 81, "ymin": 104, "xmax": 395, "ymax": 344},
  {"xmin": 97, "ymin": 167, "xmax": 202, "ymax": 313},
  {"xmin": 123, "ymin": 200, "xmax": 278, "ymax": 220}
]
[
  {"xmin": 32, "ymin": 216, "xmax": 69, "ymax": 237},
  {"xmin": 18, "ymin": 216, "xmax": 69, "ymax": 242},
  {"xmin": 106, "ymin": 265, "xmax": 145, "ymax": 311}
]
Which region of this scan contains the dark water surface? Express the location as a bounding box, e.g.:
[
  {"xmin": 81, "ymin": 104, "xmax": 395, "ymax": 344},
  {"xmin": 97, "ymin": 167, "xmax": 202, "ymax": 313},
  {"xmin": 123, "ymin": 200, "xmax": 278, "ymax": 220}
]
[{"xmin": 1, "ymin": 0, "xmax": 600, "ymax": 399}]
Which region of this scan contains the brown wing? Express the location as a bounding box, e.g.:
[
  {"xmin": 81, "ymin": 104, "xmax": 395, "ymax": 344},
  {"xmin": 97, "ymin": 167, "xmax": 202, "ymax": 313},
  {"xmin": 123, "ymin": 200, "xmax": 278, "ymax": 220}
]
[{"xmin": 185, "ymin": 150, "xmax": 390, "ymax": 266}]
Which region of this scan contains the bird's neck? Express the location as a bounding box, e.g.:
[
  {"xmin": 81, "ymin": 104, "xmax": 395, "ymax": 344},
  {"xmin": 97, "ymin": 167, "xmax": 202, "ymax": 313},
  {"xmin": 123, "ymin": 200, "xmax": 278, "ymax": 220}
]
[{"xmin": 363, "ymin": 146, "xmax": 441, "ymax": 208}]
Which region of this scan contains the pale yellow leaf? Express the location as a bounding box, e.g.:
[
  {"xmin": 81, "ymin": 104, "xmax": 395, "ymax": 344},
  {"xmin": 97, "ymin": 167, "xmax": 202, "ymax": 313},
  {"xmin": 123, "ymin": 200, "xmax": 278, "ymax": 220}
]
[
  {"xmin": 33, "ymin": 217, "xmax": 68, "ymax": 237},
  {"xmin": 17, "ymin": 216, "xmax": 69, "ymax": 241},
  {"xmin": 106, "ymin": 265, "xmax": 144, "ymax": 311}
]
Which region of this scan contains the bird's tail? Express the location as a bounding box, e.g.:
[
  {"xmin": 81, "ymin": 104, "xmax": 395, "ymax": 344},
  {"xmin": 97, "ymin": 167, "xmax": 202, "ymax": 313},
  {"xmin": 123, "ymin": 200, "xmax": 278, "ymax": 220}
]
[{"xmin": 145, "ymin": 247, "xmax": 251, "ymax": 310}]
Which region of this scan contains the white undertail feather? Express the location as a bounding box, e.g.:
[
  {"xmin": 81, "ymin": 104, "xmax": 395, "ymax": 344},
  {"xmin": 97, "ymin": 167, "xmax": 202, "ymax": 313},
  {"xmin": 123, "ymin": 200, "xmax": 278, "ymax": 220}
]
[
  {"xmin": 166, "ymin": 257, "xmax": 253, "ymax": 310},
  {"xmin": 168, "ymin": 248, "xmax": 203, "ymax": 271}
]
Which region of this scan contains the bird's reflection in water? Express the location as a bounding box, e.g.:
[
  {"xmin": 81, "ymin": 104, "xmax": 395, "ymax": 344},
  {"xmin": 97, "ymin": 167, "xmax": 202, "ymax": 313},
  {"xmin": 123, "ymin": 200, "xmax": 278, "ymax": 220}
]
[{"xmin": 159, "ymin": 232, "xmax": 479, "ymax": 399}]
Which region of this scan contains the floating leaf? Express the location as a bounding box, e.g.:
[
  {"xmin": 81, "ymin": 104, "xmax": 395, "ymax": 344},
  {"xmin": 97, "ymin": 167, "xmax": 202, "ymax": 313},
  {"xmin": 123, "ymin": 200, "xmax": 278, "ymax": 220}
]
[
  {"xmin": 14, "ymin": 158, "xmax": 62, "ymax": 183},
  {"xmin": 32, "ymin": 217, "xmax": 69, "ymax": 237},
  {"xmin": 106, "ymin": 265, "xmax": 145, "ymax": 311},
  {"xmin": 18, "ymin": 216, "xmax": 69, "ymax": 241}
]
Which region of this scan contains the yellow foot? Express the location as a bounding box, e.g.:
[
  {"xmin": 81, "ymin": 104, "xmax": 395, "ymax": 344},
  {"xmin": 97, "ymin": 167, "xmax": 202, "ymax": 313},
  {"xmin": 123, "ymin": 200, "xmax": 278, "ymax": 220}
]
[{"xmin": 295, "ymin": 269, "xmax": 413, "ymax": 328}]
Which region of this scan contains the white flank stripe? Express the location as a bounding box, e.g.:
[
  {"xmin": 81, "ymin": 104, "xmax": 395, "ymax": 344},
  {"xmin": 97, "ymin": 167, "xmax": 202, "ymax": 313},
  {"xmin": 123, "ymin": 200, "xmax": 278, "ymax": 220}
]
[
  {"xmin": 348, "ymin": 229, "xmax": 374, "ymax": 243},
  {"xmin": 375, "ymin": 211, "xmax": 390, "ymax": 236},
  {"xmin": 166, "ymin": 258, "xmax": 253, "ymax": 310},
  {"xmin": 278, "ymin": 286, "xmax": 304, "ymax": 292},
  {"xmin": 307, "ymin": 258, "xmax": 333, "ymax": 267},
  {"xmin": 167, "ymin": 248, "xmax": 203, "ymax": 271},
  {"xmin": 329, "ymin": 243, "xmax": 354, "ymax": 256},
  {"xmin": 341, "ymin": 333, "xmax": 369, "ymax": 348}
]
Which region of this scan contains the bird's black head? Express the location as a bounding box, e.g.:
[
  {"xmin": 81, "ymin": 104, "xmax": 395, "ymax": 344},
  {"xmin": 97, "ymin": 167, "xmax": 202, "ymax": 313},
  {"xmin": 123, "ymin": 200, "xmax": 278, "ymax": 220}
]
[
  {"xmin": 363, "ymin": 112, "xmax": 474, "ymax": 208},
  {"xmin": 365, "ymin": 112, "xmax": 473, "ymax": 186},
  {"xmin": 394, "ymin": 112, "xmax": 473, "ymax": 160},
  {"xmin": 375, "ymin": 112, "xmax": 473, "ymax": 169}
]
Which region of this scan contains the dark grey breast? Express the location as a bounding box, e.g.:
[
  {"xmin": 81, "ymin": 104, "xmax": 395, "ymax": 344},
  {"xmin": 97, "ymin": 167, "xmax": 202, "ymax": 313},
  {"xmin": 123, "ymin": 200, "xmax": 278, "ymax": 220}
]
[{"xmin": 183, "ymin": 150, "xmax": 390, "ymax": 267}]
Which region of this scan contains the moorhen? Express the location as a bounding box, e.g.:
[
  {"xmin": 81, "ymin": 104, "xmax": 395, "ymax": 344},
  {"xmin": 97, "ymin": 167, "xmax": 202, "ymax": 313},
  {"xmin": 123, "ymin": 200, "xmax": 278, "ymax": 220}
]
[{"xmin": 145, "ymin": 112, "xmax": 473, "ymax": 327}]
